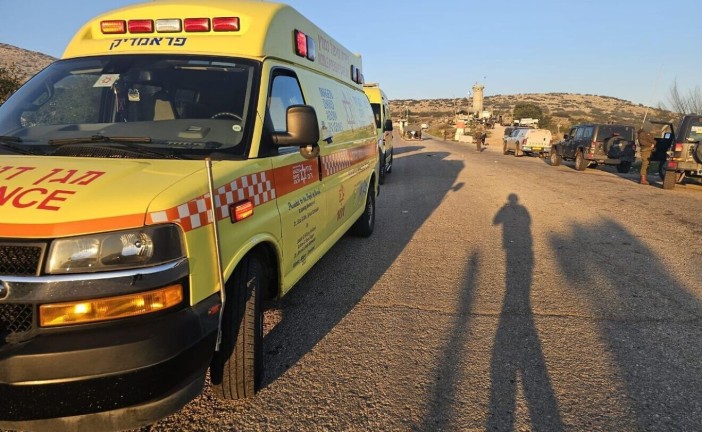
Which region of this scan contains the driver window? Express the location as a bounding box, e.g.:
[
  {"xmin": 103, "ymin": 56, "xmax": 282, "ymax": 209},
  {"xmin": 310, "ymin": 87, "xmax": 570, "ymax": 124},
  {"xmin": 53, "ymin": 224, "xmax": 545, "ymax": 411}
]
[{"xmin": 268, "ymin": 72, "xmax": 304, "ymax": 132}]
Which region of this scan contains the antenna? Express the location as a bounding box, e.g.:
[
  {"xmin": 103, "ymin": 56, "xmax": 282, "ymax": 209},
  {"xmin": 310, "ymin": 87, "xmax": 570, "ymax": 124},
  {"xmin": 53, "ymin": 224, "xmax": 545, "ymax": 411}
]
[{"xmin": 642, "ymin": 63, "xmax": 664, "ymax": 128}]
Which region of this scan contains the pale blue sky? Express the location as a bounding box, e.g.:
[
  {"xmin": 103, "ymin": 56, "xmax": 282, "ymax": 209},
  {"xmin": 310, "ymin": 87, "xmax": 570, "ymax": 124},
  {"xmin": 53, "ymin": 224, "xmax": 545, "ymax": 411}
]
[{"xmin": 1, "ymin": 0, "xmax": 698, "ymax": 107}]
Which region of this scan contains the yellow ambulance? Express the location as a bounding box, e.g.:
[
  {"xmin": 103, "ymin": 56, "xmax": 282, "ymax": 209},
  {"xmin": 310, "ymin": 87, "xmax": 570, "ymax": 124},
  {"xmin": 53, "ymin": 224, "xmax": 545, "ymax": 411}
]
[
  {"xmin": 363, "ymin": 83, "xmax": 394, "ymax": 184},
  {"xmin": 0, "ymin": 1, "xmax": 378, "ymax": 430}
]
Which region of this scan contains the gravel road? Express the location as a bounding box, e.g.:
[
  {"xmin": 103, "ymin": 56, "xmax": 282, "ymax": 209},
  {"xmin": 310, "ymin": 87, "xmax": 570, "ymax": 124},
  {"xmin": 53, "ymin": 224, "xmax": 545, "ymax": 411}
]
[{"xmin": 116, "ymin": 130, "xmax": 702, "ymax": 431}]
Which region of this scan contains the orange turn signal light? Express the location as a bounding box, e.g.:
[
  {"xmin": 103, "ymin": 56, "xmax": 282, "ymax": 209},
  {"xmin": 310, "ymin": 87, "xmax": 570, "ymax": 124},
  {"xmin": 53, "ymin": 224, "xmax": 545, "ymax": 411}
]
[{"xmin": 39, "ymin": 284, "xmax": 183, "ymax": 327}]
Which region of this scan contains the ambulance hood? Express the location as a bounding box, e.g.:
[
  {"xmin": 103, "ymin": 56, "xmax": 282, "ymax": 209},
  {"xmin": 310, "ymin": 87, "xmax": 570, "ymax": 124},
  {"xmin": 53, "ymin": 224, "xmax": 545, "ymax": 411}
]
[{"xmin": 0, "ymin": 156, "xmax": 213, "ymax": 238}]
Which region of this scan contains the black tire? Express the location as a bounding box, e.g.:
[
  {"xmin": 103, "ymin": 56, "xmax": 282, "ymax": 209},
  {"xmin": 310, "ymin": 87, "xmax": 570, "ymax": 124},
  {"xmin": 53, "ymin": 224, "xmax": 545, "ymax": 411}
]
[
  {"xmin": 386, "ymin": 148, "xmax": 393, "ymax": 173},
  {"xmin": 351, "ymin": 183, "xmax": 375, "ymax": 237},
  {"xmin": 210, "ymin": 254, "xmax": 265, "ymax": 400},
  {"xmin": 378, "ymin": 152, "xmax": 386, "ymax": 185},
  {"xmin": 550, "ymin": 150, "xmax": 561, "ymax": 166},
  {"xmin": 575, "ymin": 150, "xmax": 588, "ymax": 171},
  {"xmin": 662, "ymin": 169, "xmax": 677, "ymax": 190},
  {"xmin": 617, "ymin": 161, "xmax": 632, "ymax": 173},
  {"xmin": 694, "ymin": 142, "xmax": 702, "ymax": 164}
]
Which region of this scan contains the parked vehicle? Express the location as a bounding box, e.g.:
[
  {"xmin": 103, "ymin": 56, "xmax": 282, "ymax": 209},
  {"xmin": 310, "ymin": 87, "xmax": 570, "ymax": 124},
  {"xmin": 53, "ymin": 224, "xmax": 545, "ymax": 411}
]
[
  {"xmin": 550, "ymin": 123, "xmax": 635, "ymax": 172},
  {"xmin": 404, "ymin": 125, "xmax": 422, "ymax": 140},
  {"xmin": 363, "ymin": 83, "xmax": 394, "ymax": 184},
  {"xmin": 503, "ymin": 128, "xmax": 552, "ymax": 157},
  {"xmin": 0, "ymin": 2, "xmax": 378, "ymax": 430},
  {"xmin": 650, "ymin": 115, "xmax": 702, "ymax": 189}
]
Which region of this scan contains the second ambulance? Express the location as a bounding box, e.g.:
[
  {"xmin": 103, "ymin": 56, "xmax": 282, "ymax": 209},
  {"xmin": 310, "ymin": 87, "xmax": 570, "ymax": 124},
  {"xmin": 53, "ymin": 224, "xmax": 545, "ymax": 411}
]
[{"xmin": 0, "ymin": 1, "xmax": 378, "ymax": 430}]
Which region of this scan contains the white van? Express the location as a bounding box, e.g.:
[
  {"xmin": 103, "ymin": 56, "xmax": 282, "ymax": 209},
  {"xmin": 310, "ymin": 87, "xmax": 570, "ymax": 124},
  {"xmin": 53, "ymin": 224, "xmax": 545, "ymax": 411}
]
[{"xmin": 503, "ymin": 128, "xmax": 553, "ymax": 157}]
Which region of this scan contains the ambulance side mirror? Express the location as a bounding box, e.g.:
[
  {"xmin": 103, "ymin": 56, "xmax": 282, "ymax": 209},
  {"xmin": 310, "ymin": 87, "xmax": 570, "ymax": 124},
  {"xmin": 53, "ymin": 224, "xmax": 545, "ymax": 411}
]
[
  {"xmin": 383, "ymin": 119, "xmax": 393, "ymax": 132},
  {"xmin": 271, "ymin": 105, "xmax": 320, "ymax": 149}
]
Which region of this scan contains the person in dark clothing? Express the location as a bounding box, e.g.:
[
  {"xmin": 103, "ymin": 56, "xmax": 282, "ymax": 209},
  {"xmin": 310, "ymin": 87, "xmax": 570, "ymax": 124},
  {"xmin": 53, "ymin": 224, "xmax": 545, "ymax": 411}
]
[{"xmin": 637, "ymin": 128, "xmax": 656, "ymax": 185}]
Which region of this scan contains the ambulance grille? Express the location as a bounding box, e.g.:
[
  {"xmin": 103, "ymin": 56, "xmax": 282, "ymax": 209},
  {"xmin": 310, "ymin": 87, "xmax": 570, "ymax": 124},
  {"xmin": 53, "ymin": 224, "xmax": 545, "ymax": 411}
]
[
  {"xmin": 0, "ymin": 243, "xmax": 45, "ymax": 276},
  {"xmin": 0, "ymin": 304, "xmax": 34, "ymax": 338}
]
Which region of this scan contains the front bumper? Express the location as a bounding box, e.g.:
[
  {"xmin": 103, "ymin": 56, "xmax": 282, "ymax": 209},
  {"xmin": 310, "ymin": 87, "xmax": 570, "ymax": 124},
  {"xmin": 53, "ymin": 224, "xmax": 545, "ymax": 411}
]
[{"xmin": 0, "ymin": 259, "xmax": 220, "ymax": 431}]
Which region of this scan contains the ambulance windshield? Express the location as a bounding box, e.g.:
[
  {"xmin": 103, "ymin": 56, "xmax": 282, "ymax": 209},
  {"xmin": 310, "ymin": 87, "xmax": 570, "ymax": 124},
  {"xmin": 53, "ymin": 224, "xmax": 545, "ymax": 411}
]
[{"xmin": 0, "ymin": 55, "xmax": 259, "ymax": 159}]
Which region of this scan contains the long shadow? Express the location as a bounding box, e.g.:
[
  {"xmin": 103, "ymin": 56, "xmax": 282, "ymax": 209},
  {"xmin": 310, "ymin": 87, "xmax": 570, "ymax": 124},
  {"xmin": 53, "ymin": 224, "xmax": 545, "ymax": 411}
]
[
  {"xmin": 261, "ymin": 148, "xmax": 463, "ymax": 387},
  {"xmin": 550, "ymin": 219, "xmax": 702, "ymax": 430},
  {"xmin": 392, "ymin": 145, "xmax": 425, "ymax": 155},
  {"xmin": 419, "ymin": 250, "xmax": 480, "ymax": 431},
  {"xmin": 488, "ymin": 194, "xmax": 564, "ymax": 431}
]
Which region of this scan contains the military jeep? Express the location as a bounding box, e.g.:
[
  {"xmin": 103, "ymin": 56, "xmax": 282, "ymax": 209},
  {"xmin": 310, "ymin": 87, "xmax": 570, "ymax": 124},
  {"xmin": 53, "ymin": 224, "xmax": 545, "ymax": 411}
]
[{"xmin": 650, "ymin": 115, "xmax": 702, "ymax": 190}]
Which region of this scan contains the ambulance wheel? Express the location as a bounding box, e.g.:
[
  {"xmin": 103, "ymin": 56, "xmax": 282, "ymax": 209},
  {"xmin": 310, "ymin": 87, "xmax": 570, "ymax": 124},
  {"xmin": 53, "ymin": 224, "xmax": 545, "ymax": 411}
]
[
  {"xmin": 351, "ymin": 183, "xmax": 375, "ymax": 237},
  {"xmin": 210, "ymin": 254, "xmax": 264, "ymax": 400},
  {"xmin": 211, "ymin": 112, "xmax": 243, "ymax": 121}
]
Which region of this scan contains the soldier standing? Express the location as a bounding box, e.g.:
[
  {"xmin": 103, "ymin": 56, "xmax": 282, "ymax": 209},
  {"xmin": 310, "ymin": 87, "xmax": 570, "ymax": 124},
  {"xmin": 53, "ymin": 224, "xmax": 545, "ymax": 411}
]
[{"xmin": 637, "ymin": 128, "xmax": 656, "ymax": 185}]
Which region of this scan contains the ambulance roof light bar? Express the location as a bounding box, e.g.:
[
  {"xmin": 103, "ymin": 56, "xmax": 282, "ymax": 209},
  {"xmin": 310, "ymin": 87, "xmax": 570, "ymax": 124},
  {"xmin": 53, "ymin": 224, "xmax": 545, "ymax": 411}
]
[{"xmin": 100, "ymin": 17, "xmax": 239, "ymax": 34}]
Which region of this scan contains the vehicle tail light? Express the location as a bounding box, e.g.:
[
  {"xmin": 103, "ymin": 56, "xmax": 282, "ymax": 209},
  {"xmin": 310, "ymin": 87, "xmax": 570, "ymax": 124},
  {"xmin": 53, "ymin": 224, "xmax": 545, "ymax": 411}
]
[
  {"xmin": 212, "ymin": 17, "xmax": 240, "ymax": 31},
  {"xmin": 184, "ymin": 18, "xmax": 210, "ymax": 32},
  {"xmin": 667, "ymin": 161, "xmax": 678, "ymax": 169},
  {"xmin": 101, "ymin": 20, "xmax": 127, "ymax": 34},
  {"xmin": 128, "ymin": 19, "xmax": 154, "ymax": 33},
  {"xmin": 522, "ymin": 139, "xmax": 527, "ymax": 145},
  {"xmin": 673, "ymin": 142, "xmax": 683, "ymax": 158}
]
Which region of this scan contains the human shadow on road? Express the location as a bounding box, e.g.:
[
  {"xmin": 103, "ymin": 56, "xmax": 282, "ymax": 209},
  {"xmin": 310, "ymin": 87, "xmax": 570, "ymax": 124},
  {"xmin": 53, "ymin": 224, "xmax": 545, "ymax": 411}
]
[
  {"xmin": 418, "ymin": 250, "xmax": 480, "ymax": 431},
  {"xmin": 549, "ymin": 219, "xmax": 702, "ymax": 430},
  {"xmin": 488, "ymin": 194, "xmax": 564, "ymax": 431}
]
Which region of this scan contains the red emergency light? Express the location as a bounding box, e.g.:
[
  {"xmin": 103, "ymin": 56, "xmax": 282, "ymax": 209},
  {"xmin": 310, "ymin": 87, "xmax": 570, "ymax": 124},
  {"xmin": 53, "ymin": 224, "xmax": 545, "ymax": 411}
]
[
  {"xmin": 128, "ymin": 19, "xmax": 154, "ymax": 33},
  {"xmin": 212, "ymin": 17, "xmax": 240, "ymax": 31},
  {"xmin": 294, "ymin": 29, "xmax": 315, "ymax": 61},
  {"xmin": 184, "ymin": 18, "xmax": 210, "ymax": 32}
]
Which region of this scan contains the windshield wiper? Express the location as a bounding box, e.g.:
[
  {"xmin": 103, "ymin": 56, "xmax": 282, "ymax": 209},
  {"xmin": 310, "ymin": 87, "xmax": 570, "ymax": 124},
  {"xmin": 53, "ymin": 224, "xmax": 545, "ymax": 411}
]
[
  {"xmin": 48, "ymin": 134, "xmax": 152, "ymax": 146},
  {"xmin": 0, "ymin": 135, "xmax": 43, "ymax": 155},
  {"xmin": 48, "ymin": 135, "xmax": 188, "ymax": 159}
]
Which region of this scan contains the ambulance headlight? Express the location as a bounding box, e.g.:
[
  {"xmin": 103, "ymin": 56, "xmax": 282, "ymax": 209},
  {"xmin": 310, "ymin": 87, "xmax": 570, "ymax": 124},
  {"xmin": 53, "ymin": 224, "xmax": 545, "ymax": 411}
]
[{"xmin": 47, "ymin": 225, "xmax": 184, "ymax": 274}]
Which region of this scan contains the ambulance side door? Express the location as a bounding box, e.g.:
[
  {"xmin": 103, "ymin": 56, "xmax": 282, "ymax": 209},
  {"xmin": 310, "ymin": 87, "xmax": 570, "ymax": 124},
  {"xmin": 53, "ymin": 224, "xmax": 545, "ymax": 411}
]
[{"xmin": 265, "ymin": 68, "xmax": 326, "ymax": 290}]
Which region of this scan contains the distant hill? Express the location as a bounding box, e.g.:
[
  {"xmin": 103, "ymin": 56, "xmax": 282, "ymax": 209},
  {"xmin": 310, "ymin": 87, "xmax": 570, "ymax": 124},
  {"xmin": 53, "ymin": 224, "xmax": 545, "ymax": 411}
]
[
  {"xmin": 0, "ymin": 43, "xmax": 56, "ymax": 82},
  {"xmin": 391, "ymin": 93, "xmax": 675, "ymax": 133}
]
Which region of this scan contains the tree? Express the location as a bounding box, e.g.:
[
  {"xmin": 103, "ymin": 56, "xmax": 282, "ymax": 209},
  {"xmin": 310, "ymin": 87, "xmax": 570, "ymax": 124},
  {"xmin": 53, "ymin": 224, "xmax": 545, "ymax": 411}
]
[
  {"xmin": 664, "ymin": 80, "xmax": 702, "ymax": 114},
  {"xmin": 0, "ymin": 65, "xmax": 22, "ymax": 105},
  {"xmin": 513, "ymin": 102, "xmax": 550, "ymax": 128}
]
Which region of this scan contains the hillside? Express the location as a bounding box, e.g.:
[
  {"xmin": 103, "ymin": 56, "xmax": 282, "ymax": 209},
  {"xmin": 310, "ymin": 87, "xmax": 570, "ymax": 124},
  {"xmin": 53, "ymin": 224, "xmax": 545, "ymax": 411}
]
[
  {"xmin": 0, "ymin": 43, "xmax": 56, "ymax": 82},
  {"xmin": 391, "ymin": 93, "xmax": 675, "ymax": 133}
]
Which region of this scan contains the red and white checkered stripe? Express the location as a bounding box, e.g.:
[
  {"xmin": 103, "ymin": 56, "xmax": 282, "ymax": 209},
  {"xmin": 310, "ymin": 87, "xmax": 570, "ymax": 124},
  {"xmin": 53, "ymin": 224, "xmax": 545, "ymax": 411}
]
[
  {"xmin": 214, "ymin": 171, "xmax": 276, "ymax": 219},
  {"xmin": 322, "ymin": 150, "xmax": 352, "ymax": 176},
  {"xmin": 148, "ymin": 171, "xmax": 276, "ymax": 232}
]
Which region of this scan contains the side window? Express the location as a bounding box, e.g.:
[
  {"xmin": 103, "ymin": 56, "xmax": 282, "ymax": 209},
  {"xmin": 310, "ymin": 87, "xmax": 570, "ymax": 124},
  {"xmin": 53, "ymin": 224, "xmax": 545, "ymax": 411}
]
[
  {"xmin": 574, "ymin": 128, "xmax": 584, "ymax": 139},
  {"xmin": 583, "ymin": 127, "xmax": 594, "ymax": 139},
  {"xmin": 267, "ymin": 71, "xmax": 305, "ymax": 132}
]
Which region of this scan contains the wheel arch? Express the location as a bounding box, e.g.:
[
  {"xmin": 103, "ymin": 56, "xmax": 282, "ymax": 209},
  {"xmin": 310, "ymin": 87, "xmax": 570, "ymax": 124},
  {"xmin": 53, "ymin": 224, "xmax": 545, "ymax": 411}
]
[{"xmin": 223, "ymin": 236, "xmax": 281, "ymax": 301}]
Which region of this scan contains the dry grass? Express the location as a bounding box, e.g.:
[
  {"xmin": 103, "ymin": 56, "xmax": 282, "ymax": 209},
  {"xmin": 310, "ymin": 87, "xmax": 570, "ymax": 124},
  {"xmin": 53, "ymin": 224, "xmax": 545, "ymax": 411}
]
[{"xmin": 0, "ymin": 43, "xmax": 56, "ymax": 83}]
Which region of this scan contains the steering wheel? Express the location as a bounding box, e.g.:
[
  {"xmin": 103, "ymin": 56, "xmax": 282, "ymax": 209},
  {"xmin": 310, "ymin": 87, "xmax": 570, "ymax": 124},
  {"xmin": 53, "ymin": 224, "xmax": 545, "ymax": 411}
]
[{"xmin": 210, "ymin": 112, "xmax": 242, "ymax": 121}]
